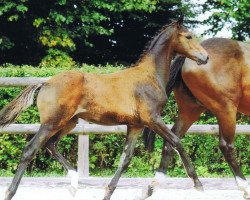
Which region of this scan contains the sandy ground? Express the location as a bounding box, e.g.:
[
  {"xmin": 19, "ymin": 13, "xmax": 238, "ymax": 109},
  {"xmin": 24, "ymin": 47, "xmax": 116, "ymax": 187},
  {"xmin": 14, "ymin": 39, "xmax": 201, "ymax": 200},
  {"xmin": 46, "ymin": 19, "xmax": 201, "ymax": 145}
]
[
  {"xmin": 0, "ymin": 187, "xmax": 245, "ymax": 200},
  {"xmin": 0, "ymin": 177, "xmax": 247, "ymax": 200}
]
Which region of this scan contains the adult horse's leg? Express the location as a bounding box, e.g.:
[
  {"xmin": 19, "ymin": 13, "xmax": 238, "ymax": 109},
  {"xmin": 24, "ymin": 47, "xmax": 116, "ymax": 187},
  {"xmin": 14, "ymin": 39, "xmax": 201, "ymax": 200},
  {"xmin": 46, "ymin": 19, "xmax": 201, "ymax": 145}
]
[
  {"xmin": 4, "ymin": 124, "xmax": 58, "ymax": 200},
  {"xmin": 45, "ymin": 116, "xmax": 79, "ymax": 195},
  {"xmin": 217, "ymin": 108, "xmax": 250, "ymax": 199},
  {"xmin": 103, "ymin": 126, "xmax": 142, "ymax": 200}
]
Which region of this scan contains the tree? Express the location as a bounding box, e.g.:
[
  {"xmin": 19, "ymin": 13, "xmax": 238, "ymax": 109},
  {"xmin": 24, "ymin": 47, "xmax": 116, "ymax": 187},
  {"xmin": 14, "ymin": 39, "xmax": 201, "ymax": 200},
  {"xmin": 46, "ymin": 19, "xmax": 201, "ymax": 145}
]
[
  {"xmin": 0, "ymin": 0, "xmax": 195, "ymax": 65},
  {"xmin": 203, "ymin": 0, "xmax": 250, "ymax": 40}
]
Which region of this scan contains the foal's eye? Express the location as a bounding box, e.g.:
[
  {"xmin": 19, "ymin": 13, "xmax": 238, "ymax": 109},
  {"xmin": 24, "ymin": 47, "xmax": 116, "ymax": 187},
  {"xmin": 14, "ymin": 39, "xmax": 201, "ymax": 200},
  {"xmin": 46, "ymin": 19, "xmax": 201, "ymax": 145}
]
[{"xmin": 186, "ymin": 35, "xmax": 192, "ymax": 40}]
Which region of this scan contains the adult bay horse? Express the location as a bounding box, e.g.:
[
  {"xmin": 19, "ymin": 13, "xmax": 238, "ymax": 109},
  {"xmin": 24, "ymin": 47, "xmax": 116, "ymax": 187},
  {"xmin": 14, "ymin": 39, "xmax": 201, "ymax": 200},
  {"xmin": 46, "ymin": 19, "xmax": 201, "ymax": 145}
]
[
  {"xmin": 142, "ymin": 38, "xmax": 250, "ymax": 199},
  {"xmin": 1, "ymin": 17, "xmax": 209, "ymax": 200}
]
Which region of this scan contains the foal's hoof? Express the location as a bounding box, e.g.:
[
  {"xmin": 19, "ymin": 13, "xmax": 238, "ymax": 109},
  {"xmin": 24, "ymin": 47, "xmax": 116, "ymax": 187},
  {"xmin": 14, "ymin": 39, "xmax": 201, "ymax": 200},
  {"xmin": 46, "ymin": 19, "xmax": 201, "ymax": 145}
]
[
  {"xmin": 4, "ymin": 189, "xmax": 15, "ymax": 200},
  {"xmin": 133, "ymin": 184, "xmax": 154, "ymax": 200},
  {"xmin": 103, "ymin": 194, "xmax": 111, "ymax": 200},
  {"xmin": 194, "ymin": 184, "xmax": 204, "ymax": 192},
  {"xmin": 4, "ymin": 190, "xmax": 12, "ymax": 200},
  {"xmin": 133, "ymin": 194, "xmax": 148, "ymax": 200},
  {"xmin": 133, "ymin": 196, "xmax": 143, "ymax": 200},
  {"xmin": 244, "ymin": 187, "xmax": 250, "ymax": 199},
  {"xmin": 68, "ymin": 186, "xmax": 77, "ymax": 197},
  {"xmin": 67, "ymin": 170, "xmax": 79, "ymax": 197}
]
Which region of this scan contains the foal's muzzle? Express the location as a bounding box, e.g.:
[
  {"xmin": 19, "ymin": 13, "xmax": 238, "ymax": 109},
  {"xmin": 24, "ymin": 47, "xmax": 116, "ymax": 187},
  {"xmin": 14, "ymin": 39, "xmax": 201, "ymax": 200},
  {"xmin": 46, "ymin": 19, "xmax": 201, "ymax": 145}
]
[{"xmin": 197, "ymin": 55, "xmax": 209, "ymax": 65}]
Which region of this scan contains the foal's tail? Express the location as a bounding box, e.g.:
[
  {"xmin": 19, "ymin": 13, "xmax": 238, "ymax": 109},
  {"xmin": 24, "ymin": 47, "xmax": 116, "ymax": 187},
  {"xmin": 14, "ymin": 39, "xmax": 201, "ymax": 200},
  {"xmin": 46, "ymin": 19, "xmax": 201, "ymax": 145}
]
[
  {"xmin": 0, "ymin": 83, "xmax": 44, "ymax": 127},
  {"xmin": 143, "ymin": 56, "xmax": 186, "ymax": 152}
]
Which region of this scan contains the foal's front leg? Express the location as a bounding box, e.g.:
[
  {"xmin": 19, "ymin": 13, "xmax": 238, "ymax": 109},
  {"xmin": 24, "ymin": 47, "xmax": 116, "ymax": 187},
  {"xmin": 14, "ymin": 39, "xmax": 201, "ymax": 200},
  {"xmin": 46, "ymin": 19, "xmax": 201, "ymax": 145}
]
[{"xmin": 103, "ymin": 126, "xmax": 142, "ymax": 200}]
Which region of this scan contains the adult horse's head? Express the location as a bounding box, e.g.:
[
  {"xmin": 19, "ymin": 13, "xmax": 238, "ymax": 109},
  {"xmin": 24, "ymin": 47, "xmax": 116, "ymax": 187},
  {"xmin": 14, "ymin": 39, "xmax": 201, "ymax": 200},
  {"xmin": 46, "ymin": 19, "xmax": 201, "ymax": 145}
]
[{"xmin": 155, "ymin": 16, "xmax": 209, "ymax": 65}]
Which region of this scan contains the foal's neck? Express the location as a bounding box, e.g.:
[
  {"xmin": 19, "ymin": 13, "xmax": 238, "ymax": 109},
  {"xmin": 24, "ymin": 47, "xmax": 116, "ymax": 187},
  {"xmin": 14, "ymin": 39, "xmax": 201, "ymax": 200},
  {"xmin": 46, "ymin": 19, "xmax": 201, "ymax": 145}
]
[
  {"xmin": 139, "ymin": 41, "xmax": 174, "ymax": 88},
  {"xmin": 152, "ymin": 42, "xmax": 173, "ymax": 87}
]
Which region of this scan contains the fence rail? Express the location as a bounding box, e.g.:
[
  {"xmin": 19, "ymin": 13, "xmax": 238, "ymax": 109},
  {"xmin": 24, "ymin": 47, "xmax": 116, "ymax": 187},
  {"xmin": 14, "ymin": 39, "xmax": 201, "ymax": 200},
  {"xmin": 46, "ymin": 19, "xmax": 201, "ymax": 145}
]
[
  {"xmin": 1, "ymin": 124, "xmax": 250, "ymax": 135},
  {"xmin": 0, "ymin": 77, "xmax": 49, "ymax": 86},
  {"xmin": 0, "ymin": 77, "xmax": 249, "ymax": 177}
]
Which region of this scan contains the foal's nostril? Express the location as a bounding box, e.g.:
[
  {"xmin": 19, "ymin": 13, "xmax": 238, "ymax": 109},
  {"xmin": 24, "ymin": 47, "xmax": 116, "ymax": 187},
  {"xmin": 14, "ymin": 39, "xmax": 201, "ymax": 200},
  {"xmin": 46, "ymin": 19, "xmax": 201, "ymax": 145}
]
[{"xmin": 205, "ymin": 56, "xmax": 209, "ymax": 63}]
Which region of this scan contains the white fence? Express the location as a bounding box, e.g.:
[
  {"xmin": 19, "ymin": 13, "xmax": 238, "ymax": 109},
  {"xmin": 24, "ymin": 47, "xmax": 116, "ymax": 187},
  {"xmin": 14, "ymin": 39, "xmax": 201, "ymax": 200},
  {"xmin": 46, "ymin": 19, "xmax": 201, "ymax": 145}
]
[{"xmin": 0, "ymin": 77, "xmax": 249, "ymax": 177}]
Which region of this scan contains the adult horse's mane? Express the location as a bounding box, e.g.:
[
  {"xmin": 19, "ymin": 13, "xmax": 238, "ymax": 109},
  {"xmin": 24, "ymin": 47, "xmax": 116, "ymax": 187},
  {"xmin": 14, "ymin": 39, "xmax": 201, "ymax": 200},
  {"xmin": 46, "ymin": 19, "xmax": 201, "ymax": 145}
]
[{"xmin": 166, "ymin": 56, "xmax": 186, "ymax": 96}]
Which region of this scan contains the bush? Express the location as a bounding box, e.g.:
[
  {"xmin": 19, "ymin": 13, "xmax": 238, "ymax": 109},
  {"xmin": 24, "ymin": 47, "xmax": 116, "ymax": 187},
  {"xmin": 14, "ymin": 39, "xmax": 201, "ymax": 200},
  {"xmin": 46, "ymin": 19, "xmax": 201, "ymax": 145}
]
[
  {"xmin": 39, "ymin": 49, "xmax": 76, "ymax": 68},
  {"xmin": 0, "ymin": 64, "xmax": 249, "ymax": 178}
]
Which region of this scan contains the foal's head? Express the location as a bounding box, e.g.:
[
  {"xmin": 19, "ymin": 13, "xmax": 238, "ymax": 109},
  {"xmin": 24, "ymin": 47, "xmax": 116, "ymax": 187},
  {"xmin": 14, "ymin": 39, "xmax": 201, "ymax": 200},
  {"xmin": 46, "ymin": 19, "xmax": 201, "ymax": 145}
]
[{"xmin": 159, "ymin": 16, "xmax": 209, "ymax": 65}]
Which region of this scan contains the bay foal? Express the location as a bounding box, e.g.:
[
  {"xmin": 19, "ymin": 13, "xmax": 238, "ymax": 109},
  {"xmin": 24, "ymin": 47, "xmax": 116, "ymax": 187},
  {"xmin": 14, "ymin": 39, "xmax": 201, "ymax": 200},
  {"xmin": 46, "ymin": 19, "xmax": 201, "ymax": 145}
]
[
  {"xmin": 143, "ymin": 38, "xmax": 250, "ymax": 199},
  {"xmin": 2, "ymin": 17, "xmax": 208, "ymax": 200}
]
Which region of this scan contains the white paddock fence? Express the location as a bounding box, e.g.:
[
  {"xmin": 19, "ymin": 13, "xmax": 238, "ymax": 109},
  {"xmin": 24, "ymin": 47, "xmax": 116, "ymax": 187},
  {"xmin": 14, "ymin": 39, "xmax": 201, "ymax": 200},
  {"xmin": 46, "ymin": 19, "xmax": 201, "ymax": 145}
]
[{"xmin": 0, "ymin": 77, "xmax": 250, "ymax": 178}]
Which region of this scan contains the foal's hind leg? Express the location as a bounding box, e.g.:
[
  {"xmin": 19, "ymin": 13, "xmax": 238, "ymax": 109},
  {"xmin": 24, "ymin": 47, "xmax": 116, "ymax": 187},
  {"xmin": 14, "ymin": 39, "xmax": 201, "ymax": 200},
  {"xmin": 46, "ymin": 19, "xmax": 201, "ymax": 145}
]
[
  {"xmin": 4, "ymin": 124, "xmax": 59, "ymax": 200},
  {"xmin": 45, "ymin": 116, "xmax": 79, "ymax": 195},
  {"xmin": 46, "ymin": 117, "xmax": 78, "ymax": 171},
  {"xmin": 217, "ymin": 108, "xmax": 250, "ymax": 199},
  {"xmin": 103, "ymin": 126, "xmax": 142, "ymax": 200}
]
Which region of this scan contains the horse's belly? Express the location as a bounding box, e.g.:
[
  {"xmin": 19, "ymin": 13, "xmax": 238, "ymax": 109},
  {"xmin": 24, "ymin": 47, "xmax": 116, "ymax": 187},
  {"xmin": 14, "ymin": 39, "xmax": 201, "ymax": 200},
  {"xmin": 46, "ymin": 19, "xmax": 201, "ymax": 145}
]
[{"xmin": 77, "ymin": 110, "xmax": 139, "ymax": 125}]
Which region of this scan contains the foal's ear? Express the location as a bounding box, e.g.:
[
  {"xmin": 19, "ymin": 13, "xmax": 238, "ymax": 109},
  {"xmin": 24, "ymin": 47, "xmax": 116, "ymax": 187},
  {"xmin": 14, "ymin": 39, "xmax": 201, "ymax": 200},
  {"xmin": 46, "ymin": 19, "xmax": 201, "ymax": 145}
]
[{"xmin": 176, "ymin": 15, "xmax": 184, "ymax": 28}]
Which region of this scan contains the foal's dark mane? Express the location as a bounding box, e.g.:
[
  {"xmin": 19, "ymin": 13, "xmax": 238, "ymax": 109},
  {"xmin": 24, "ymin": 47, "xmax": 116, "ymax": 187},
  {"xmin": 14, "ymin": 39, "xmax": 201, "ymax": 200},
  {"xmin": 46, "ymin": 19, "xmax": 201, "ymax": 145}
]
[
  {"xmin": 130, "ymin": 21, "xmax": 189, "ymax": 98},
  {"xmin": 131, "ymin": 22, "xmax": 176, "ymax": 68}
]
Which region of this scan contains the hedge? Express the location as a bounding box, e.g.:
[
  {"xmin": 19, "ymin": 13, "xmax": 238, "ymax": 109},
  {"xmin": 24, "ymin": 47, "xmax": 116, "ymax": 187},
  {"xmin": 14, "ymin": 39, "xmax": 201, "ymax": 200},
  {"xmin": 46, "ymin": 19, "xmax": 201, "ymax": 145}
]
[{"xmin": 0, "ymin": 64, "xmax": 249, "ymax": 177}]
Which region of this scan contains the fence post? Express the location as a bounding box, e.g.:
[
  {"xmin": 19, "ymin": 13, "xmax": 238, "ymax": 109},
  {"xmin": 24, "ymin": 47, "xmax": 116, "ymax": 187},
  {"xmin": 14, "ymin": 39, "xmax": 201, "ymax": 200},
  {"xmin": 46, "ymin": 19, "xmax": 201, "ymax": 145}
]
[{"xmin": 77, "ymin": 119, "xmax": 89, "ymax": 177}]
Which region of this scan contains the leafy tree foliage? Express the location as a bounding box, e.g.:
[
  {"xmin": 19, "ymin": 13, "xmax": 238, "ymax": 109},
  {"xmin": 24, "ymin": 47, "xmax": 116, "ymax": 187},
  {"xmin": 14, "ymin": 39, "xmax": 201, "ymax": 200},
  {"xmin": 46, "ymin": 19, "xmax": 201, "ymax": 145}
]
[
  {"xmin": 203, "ymin": 0, "xmax": 250, "ymax": 40},
  {"xmin": 0, "ymin": 0, "xmax": 193, "ymax": 65}
]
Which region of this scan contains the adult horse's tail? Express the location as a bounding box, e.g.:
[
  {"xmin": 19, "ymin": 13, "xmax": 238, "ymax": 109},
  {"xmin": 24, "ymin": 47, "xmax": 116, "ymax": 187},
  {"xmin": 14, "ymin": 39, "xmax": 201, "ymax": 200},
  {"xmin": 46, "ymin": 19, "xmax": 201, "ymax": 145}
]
[
  {"xmin": 142, "ymin": 56, "xmax": 186, "ymax": 152},
  {"xmin": 0, "ymin": 83, "xmax": 44, "ymax": 127}
]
